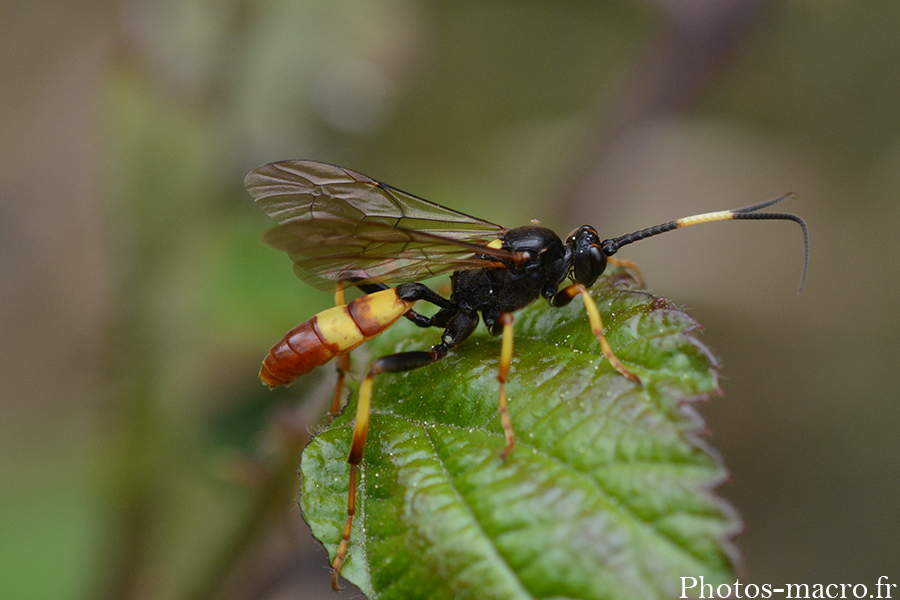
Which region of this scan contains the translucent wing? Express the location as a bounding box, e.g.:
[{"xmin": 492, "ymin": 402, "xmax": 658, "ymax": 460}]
[{"xmin": 246, "ymin": 160, "xmax": 511, "ymax": 291}]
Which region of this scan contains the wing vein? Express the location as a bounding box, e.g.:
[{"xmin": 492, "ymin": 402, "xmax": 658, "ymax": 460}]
[{"xmin": 246, "ymin": 160, "xmax": 510, "ymax": 291}]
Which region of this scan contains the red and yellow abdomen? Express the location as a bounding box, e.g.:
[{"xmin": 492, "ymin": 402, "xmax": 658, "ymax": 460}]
[{"xmin": 259, "ymin": 288, "xmax": 415, "ymax": 388}]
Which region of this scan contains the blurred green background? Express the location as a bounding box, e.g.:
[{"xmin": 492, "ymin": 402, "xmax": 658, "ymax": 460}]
[{"xmin": 3, "ymin": 1, "xmax": 899, "ymax": 599}]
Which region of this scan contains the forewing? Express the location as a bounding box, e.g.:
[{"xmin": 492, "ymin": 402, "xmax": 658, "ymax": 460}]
[{"xmin": 246, "ymin": 160, "xmax": 510, "ymax": 290}]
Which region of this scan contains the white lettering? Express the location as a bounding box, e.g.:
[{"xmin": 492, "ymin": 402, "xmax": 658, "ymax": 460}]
[{"xmin": 680, "ymin": 577, "xmax": 697, "ymax": 599}]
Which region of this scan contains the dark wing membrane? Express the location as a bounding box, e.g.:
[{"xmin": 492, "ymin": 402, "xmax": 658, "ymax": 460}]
[
  {"xmin": 263, "ymin": 218, "xmax": 507, "ymax": 290},
  {"xmin": 246, "ymin": 160, "xmax": 510, "ymax": 290}
]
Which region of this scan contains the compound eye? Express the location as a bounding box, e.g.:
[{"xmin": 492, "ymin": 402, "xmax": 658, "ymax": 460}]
[
  {"xmin": 583, "ymin": 244, "xmax": 607, "ymax": 286},
  {"xmin": 572, "ymin": 242, "xmax": 607, "ymax": 287},
  {"xmin": 590, "ymin": 245, "xmax": 606, "ymax": 274}
]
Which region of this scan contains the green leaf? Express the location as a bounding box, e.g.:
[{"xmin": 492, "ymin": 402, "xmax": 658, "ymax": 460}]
[{"xmin": 300, "ymin": 267, "xmax": 739, "ymax": 600}]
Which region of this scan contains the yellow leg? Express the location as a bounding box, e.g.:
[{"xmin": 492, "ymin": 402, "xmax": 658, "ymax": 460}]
[
  {"xmin": 330, "ymin": 288, "xmax": 351, "ymax": 417},
  {"xmin": 331, "ymin": 347, "xmax": 442, "ymax": 589},
  {"xmin": 331, "ymin": 462, "xmax": 356, "ymax": 590},
  {"xmin": 566, "ymin": 284, "xmax": 641, "ymax": 385},
  {"xmin": 607, "ymin": 256, "xmax": 640, "ymax": 271},
  {"xmin": 497, "ymin": 313, "xmax": 516, "ymax": 459},
  {"xmin": 607, "ymin": 257, "xmax": 645, "ymax": 288},
  {"xmin": 331, "ymin": 372, "xmax": 374, "ymax": 590},
  {"xmin": 331, "ymin": 355, "xmax": 351, "ymax": 416}
]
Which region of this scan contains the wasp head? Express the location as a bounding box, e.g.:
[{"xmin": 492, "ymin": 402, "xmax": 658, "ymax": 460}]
[{"xmin": 565, "ymin": 225, "xmax": 607, "ymax": 288}]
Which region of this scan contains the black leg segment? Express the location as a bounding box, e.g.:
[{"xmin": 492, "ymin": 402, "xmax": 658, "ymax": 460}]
[{"xmin": 370, "ymin": 350, "xmax": 445, "ymax": 374}]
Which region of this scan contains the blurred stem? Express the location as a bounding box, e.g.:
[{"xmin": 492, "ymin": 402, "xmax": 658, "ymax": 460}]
[
  {"xmin": 99, "ymin": 384, "xmax": 169, "ymax": 600},
  {"xmin": 187, "ymin": 410, "xmax": 311, "ymax": 600}
]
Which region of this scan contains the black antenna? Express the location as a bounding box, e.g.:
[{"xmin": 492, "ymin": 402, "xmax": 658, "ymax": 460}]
[{"xmin": 600, "ymin": 193, "xmax": 809, "ymax": 292}]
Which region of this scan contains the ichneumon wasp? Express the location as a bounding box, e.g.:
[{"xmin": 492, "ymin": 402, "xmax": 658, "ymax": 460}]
[{"xmin": 246, "ymin": 160, "xmax": 808, "ymax": 590}]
